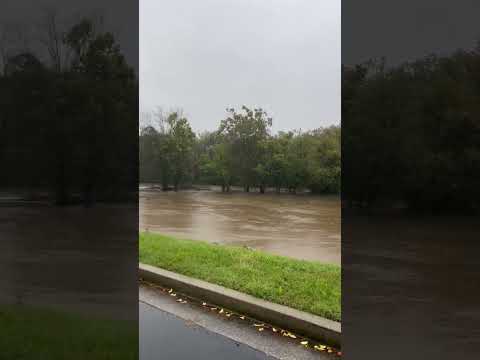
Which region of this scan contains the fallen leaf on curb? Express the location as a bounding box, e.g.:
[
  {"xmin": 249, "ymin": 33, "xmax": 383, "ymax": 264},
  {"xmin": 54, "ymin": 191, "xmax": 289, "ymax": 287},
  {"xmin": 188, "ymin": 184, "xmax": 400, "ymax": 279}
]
[
  {"xmin": 239, "ymin": 316, "xmax": 245, "ymax": 320},
  {"xmin": 168, "ymin": 289, "xmax": 173, "ymax": 293},
  {"xmin": 287, "ymin": 333, "xmax": 297, "ymax": 339},
  {"xmin": 254, "ymin": 323, "xmax": 265, "ymax": 327},
  {"xmin": 202, "ymin": 302, "xmax": 207, "ymax": 306},
  {"xmin": 300, "ymin": 341, "xmax": 308, "ymax": 346},
  {"xmin": 272, "ymin": 328, "xmax": 277, "ymax": 332},
  {"xmin": 219, "ymin": 309, "xmax": 224, "ymax": 314},
  {"xmin": 257, "ymin": 328, "xmax": 264, "ymax": 332}
]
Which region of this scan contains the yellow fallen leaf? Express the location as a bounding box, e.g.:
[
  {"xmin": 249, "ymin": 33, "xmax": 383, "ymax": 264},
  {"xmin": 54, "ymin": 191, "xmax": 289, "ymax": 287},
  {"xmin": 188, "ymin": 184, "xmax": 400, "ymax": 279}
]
[
  {"xmin": 272, "ymin": 328, "xmax": 277, "ymax": 332},
  {"xmin": 301, "ymin": 341, "xmax": 308, "ymax": 346},
  {"xmin": 254, "ymin": 323, "xmax": 265, "ymax": 327},
  {"xmin": 239, "ymin": 316, "xmax": 245, "ymax": 320},
  {"xmin": 219, "ymin": 309, "xmax": 224, "ymax": 314},
  {"xmin": 202, "ymin": 302, "xmax": 207, "ymax": 306},
  {"xmin": 258, "ymin": 328, "xmax": 264, "ymax": 332}
]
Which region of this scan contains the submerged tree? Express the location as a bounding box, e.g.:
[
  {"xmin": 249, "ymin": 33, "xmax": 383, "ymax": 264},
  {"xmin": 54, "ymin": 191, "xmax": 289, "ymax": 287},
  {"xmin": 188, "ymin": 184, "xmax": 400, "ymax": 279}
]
[
  {"xmin": 140, "ymin": 107, "xmax": 341, "ymax": 195},
  {"xmin": 219, "ymin": 106, "xmax": 272, "ymax": 192}
]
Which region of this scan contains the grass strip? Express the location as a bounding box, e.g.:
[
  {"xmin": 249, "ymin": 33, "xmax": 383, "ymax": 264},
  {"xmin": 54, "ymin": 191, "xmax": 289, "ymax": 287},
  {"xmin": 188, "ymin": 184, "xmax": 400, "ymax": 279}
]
[
  {"xmin": 140, "ymin": 232, "xmax": 341, "ymax": 322},
  {"xmin": 0, "ymin": 305, "xmax": 137, "ymax": 360}
]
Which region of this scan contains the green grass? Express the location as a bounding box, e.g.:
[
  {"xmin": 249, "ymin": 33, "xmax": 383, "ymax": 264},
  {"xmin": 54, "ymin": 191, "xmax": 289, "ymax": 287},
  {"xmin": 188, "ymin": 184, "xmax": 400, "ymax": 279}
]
[
  {"xmin": 140, "ymin": 232, "xmax": 341, "ymax": 321},
  {"xmin": 0, "ymin": 305, "xmax": 137, "ymax": 360}
]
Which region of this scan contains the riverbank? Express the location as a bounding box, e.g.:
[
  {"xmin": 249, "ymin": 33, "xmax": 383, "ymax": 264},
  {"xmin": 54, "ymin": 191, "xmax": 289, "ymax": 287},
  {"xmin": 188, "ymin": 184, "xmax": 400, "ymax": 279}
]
[
  {"xmin": 140, "ymin": 183, "xmax": 340, "ymax": 195},
  {"xmin": 140, "ymin": 190, "xmax": 340, "ymax": 263},
  {"xmin": 0, "ymin": 305, "xmax": 137, "ymax": 360},
  {"xmin": 139, "ymin": 232, "xmax": 341, "ymax": 321}
]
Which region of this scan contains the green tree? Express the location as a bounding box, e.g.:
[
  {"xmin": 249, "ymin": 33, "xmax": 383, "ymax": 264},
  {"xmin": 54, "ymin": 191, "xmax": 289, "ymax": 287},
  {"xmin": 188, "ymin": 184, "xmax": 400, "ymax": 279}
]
[
  {"xmin": 308, "ymin": 127, "xmax": 341, "ymax": 194},
  {"xmin": 200, "ymin": 141, "xmax": 234, "ymax": 192},
  {"xmin": 219, "ymin": 106, "xmax": 272, "ymax": 192},
  {"xmin": 165, "ymin": 112, "xmax": 195, "ymax": 191},
  {"xmin": 0, "ymin": 17, "xmax": 137, "ymax": 205}
]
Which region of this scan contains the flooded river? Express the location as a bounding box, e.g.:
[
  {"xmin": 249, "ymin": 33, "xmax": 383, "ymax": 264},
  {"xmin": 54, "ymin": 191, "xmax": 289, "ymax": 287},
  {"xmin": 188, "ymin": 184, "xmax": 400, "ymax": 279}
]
[
  {"xmin": 343, "ymin": 216, "xmax": 480, "ymax": 359},
  {"xmin": 139, "ymin": 188, "xmax": 340, "ymax": 264}
]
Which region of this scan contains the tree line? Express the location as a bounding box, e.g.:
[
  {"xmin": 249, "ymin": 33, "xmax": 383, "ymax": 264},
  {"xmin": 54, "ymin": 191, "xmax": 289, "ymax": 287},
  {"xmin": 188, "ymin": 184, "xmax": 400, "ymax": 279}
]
[
  {"xmin": 343, "ymin": 47, "xmax": 480, "ymax": 213},
  {"xmin": 0, "ymin": 15, "xmax": 138, "ymax": 205},
  {"xmin": 140, "ymin": 106, "xmax": 340, "ymax": 194}
]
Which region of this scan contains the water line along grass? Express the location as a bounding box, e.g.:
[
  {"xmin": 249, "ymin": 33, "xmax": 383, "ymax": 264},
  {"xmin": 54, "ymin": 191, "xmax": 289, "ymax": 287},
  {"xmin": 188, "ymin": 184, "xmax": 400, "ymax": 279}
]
[{"xmin": 139, "ymin": 232, "xmax": 341, "ymax": 322}]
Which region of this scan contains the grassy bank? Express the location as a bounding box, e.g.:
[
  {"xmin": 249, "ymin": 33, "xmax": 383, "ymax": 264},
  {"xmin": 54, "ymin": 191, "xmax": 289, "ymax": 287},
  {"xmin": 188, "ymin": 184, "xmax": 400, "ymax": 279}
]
[
  {"xmin": 0, "ymin": 305, "xmax": 137, "ymax": 360},
  {"xmin": 140, "ymin": 232, "xmax": 341, "ymax": 321}
]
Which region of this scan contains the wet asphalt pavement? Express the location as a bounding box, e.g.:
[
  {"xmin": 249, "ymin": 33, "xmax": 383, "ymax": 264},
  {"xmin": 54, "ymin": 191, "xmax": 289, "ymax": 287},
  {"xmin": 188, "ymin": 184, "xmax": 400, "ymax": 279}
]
[
  {"xmin": 139, "ymin": 284, "xmax": 332, "ymax": 360},
  {"xmin": 140, "ymin": 301, "xmax": 271, "ymax": 360}
]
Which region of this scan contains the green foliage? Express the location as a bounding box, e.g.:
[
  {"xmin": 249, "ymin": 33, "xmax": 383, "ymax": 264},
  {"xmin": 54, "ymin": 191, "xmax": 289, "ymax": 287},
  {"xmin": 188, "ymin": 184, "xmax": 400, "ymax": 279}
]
[
  {"xmin": 139, "ymin": 111, "xmax": 195, "ymax": 190},
  {"xmin": 219, "ymin": 106, "xmax": 272, "ymax": 191},
  {"xmin": 199, "ymin": 142, "xmax": 234, "ymax": 191},
  {"xmin": 0, "ymin": 18, "xmax": 137, "ymax": 204},
  {"xmin": 140, "ymin": 106, "xmax": 341, "ymax": 194},
  {"xmin": 166, "ymin": 112, "xmax": 195, "ymax": 190},
  {"xmin": 343, "ymin": 48, "xmax": 480, "ymax": 212}
]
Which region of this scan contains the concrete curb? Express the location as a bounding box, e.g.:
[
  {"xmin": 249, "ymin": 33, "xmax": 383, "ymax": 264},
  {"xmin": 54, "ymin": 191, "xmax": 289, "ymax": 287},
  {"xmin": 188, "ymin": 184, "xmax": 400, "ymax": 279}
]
[{"xmin": 139, "ymin": 263, "xmax": 341, "ymax": 347}]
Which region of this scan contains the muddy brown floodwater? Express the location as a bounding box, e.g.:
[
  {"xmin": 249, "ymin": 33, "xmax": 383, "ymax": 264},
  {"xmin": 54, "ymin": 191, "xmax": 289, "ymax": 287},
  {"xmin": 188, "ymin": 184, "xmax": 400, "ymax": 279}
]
[{"xmin": 139, "ymin": 188, "xmax": 340, "ymax": 264}]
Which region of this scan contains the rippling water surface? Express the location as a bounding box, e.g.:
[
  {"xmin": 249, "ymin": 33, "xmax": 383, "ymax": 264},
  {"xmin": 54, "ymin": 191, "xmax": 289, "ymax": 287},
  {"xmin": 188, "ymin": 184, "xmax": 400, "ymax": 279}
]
[{"xmin": 140, "ymin": 189, "xmax": 340, "ymax": 264}]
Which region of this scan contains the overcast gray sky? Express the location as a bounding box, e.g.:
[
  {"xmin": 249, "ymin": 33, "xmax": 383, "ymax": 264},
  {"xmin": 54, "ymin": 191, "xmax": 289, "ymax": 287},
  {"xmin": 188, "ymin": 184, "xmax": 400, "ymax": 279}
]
[{"xmin": 140, "ymin": 0, "xmax": 340, "ymax": 133}]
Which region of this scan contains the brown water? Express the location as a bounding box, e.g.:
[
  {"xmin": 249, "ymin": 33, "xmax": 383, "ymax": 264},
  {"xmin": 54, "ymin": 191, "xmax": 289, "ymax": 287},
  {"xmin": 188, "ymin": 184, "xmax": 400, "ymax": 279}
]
[
  {"xmin": 0, "ymin": 203, "xmax": 138, "ymax": 320},
  {"xmin": 343, "ymin": 216, "xmax": 480, "ymax": 359},
  {"xmin": 139, "ymin": 189, "xmax": 341, "ymax": 264}
]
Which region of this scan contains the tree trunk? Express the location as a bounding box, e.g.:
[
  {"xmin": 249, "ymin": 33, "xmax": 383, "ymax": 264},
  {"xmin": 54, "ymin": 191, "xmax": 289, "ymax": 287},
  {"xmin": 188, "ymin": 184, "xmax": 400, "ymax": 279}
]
[
  {"xmin": 260, "ymin": 185, "xmax": 265, "ymax": 194},
  {"xmin": 276, "ymin": 186, "xmax": 281, "ymax": 194},
  {"xmin": 221, "ymin": 184, "xmax": 226, "ymax": 192},
  {"xmin": 244, "ymin": 185, "xmax": 250, "ymax": 193}
]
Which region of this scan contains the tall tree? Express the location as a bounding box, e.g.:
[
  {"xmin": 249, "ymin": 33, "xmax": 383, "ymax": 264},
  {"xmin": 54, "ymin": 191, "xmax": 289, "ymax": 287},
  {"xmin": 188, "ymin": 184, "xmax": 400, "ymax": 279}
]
[
  {"xmin": 165, "ymin": 112, "xmax": 195, "ymax": 191},
  {"xmin": 219, "ymin": 106, "xmax": 272, "ymax": 192}
]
